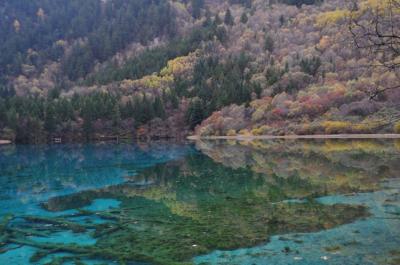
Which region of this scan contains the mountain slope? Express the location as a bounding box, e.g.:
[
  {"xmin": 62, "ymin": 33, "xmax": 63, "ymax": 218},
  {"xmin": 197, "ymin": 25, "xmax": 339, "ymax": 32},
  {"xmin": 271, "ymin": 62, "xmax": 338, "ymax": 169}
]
[{"xmin": 0, "ymin": 0, "xmax": 399, "ymax": 143}]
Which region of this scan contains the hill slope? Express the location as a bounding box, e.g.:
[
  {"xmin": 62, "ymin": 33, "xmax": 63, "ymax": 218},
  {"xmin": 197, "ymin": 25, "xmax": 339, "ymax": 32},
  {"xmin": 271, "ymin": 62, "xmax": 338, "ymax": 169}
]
[{"xmin": 0, "ymin": 0, "xmax": 399, "ymax": 143}]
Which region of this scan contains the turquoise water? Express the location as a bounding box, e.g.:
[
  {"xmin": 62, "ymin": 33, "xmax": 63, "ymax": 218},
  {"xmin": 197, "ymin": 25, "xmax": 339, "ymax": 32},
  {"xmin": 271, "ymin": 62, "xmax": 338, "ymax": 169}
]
[
  {"xmin": 0, "ymin": 140, "xmax": 399, "ymax": 264},
  {"xmin": 194, "ymin": 186, "xmax": 400, "ymax": 265},
  {"xmin": 0, "ymin": 142, "xmax": 191, "ymax": 217}
]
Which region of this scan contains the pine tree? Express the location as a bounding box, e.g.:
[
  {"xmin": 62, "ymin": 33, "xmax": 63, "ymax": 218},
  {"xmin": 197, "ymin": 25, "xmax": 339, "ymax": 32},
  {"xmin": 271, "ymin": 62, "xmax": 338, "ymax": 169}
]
[
  {"xmin": 153, "ymin": 96, "xmax": 166, "ymax": 119},
  {"xmin": 44, "ymin": 103, "xmax": 56, "ymax": 133},
  {"xmin": 82, "ymin": 101, "xmax": 94, "ymax": 140},
  {"xmin": 264, "ymin": 34, "xmax": 274, "ymax": 52},
  {"xmin": 240, "ymin": 12, "xmax": 248, "ymax": 24},
  {"xmin": 215, "ymin": 26, "xmax": 228, "ymax": 43},
  {"xmin": 300, "ymin": 56, "xmax": 321, "ymax": 76},
  {"xmin": 112, "ymin": 103, "xmax": 121, "ymax": 128},
  {"xmin": 6, "ymin": 107, "xmax": 18, "ymax": 131},
  {"xmin": 122, "ymin": 100, "xmax": 135, "ymax": 119},
  {"xmin": 186, "ymin": 98, "xmax": 204, "ymax": 129},
  {"xmin": 26, "ymin": 117, "xmax": 44, "ymax": 144},
  {"xmin": 133, "ymin": 96, "xmax": 144, "ymax": 125},
  {"xmin": 224, "ymin": 9, "xmax": 234, "ymax": 26},
  {"xmin": 169, "ymin": 90, "xmax": 180, "ymax": 109}
]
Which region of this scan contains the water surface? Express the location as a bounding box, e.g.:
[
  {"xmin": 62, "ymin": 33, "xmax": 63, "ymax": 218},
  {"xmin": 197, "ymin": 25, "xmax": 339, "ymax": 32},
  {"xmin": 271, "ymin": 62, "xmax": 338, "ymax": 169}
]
[{"xmin": 0, "ymin": 139, "xmax": 399, "ymax": 264}]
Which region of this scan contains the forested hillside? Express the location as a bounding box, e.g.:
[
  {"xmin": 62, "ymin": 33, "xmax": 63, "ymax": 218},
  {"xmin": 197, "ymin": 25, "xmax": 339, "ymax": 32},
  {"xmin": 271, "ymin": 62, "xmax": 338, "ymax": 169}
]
[{"xmin": 0, "ymin": 0, "xmax": 399, "ymax": 143}]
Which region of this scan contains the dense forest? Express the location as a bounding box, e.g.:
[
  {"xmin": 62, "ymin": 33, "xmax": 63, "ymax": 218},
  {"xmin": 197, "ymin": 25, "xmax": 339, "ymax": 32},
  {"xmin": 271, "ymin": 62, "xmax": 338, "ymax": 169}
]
[{"xmin": 0, "ymin": 0, "xmax": 399, "ymax": 143}]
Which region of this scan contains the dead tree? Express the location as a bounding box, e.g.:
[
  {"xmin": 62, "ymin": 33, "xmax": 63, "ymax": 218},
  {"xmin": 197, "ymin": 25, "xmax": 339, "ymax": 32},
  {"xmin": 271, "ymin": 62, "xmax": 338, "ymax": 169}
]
[{"xmin": 349, "ymin": 0, "xmax": 400, "ymax": 99}]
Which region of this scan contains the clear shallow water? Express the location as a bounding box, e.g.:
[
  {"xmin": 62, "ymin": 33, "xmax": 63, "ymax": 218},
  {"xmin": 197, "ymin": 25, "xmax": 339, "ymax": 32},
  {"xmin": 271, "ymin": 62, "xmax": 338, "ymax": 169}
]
[
  {"xmin": 194, "ymin": 186, "xmax": 400, "ymax": 265},
  {"xmin": 0, "ymin": 139, "xmax": 399, "ymax": 264}
]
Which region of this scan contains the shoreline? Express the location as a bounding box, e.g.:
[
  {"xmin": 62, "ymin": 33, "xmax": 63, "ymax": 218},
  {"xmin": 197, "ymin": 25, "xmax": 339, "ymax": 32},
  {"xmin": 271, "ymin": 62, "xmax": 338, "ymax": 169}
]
[
  {"xmin": 187, "ymin": 134, "xmax": 400, "ymax": 140},
  {"xmin": 0, "ymin": 140, "xmax": 11, "ymax": 145}
]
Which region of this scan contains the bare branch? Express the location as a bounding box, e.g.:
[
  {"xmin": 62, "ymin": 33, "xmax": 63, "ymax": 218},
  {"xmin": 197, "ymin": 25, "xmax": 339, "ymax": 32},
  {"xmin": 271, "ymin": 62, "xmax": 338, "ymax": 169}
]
[{"xmin": 349, "ymin": 0, "xmax": 400, "ymax": 99}]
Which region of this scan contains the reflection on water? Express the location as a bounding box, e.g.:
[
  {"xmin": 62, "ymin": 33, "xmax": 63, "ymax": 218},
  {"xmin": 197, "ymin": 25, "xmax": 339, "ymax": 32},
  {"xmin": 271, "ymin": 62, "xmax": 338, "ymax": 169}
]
[
  {"xmin": 0, "ymin": 139, "xmax": 399, "ymax": 264},
  {"xmin": 0, "ymin": 142, "xmax": 191, "ymax": 216}
]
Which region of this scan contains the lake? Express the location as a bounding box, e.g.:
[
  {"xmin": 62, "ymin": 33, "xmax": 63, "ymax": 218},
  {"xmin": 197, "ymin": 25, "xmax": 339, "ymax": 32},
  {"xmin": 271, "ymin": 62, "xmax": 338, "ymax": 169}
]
[{"xmin": 0, "ymin": 139, "xmax": 399, "ymax": 264}]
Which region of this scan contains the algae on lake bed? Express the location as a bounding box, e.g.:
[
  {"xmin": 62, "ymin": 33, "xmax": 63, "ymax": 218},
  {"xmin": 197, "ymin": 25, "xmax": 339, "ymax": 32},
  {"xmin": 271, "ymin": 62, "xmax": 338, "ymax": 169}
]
[{"xmin": 1, "ymin": 190, "xmax": 369, "ymax": 265}]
